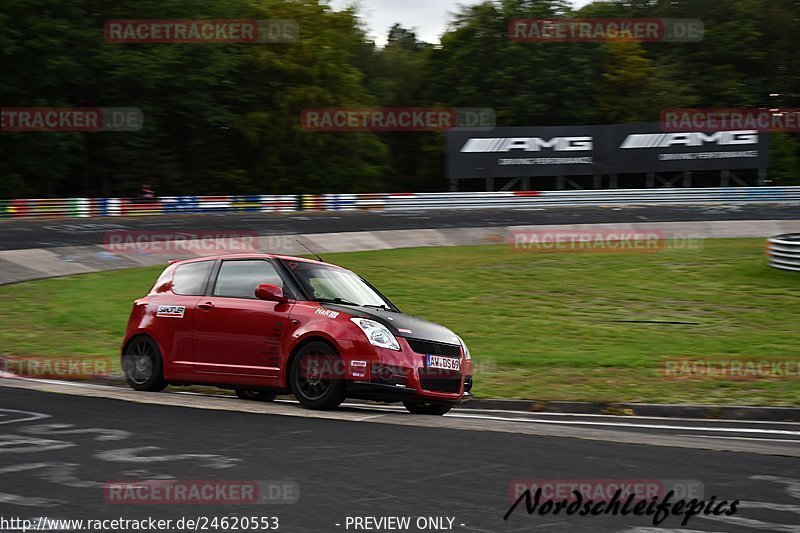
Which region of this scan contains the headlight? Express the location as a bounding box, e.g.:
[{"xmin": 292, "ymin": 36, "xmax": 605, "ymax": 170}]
[
  {"xmin": 350, "ymin": 318, "xmax": 400, "ymax": 351},
  {"xmin": 457, "ymin": 335, "xmax": 471, "ymax": 360}
]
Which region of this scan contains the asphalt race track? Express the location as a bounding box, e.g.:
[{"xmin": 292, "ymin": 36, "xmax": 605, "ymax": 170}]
[
  {"xmin": 1, "ymin": 380, "xmax": 799, "ymax": 533},
  {"xmin": 1, "ymin": 204, "xmax": 799, "ymax": 250}
]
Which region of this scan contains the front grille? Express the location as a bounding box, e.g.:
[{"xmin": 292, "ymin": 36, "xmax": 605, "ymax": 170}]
[
  {"xmin": 406, "ymin": 338, "xmax": 461, "ymax": 358},
  {"xmin": 419, "ymin": 369, "xmax": 462, "ymax": 394}
]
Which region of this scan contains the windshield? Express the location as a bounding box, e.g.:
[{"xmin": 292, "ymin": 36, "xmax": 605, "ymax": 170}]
[{"xmin": 283, "ymin": 260, "xmax": 394, "ymax": 309}]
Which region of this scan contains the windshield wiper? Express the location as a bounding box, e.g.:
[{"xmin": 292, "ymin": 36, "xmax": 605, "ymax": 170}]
[
  {"xmin": 314, "ymin": 297, "xmax": 361, "ymax": 306},
  {"xmin": 362, "ymin": 303, "xmax": 398, "ymax": 313}
]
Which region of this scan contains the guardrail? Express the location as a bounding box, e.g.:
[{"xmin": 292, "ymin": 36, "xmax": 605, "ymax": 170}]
[
  {"xmin": 1, "ymin": 187, "xmax": 799, "ymax": 219},
  {"xmin": 767, "ymin": 234, "xmax": 800, "ymax": 272}
]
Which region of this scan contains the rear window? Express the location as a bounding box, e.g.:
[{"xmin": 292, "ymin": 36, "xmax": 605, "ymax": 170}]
[
  {"xmin": 171, "ymin": 261, "xmax": 214, "ymax": 296},
  {"xmin": 150, "ymin": 267, "xmax": 173, "ymax": 294}
]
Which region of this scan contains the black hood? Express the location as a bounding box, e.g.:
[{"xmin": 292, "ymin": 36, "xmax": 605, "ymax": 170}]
[{"xmin": 320, "ymin": 304, "xmax": 461, "ymax": 346}]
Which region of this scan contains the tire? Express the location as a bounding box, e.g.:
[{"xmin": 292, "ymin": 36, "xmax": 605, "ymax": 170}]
[
  {"xmin": 290, "ymin": 341, "xmax": 346, "ymax": 410},
  {"xmin": 403, "ymin": 401, "xmax": 453, "ymax": 416},
  {"xmin": 236, "ymin": 389, "xmax": 277, "ymax": 402},
  {"xmin": 122, "ymin": 335, "xmax": 167, "ymax": 392}
]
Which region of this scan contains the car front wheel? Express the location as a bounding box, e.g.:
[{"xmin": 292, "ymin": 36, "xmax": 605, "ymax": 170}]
[
  {"xmin": 290, "ymin": 341, "xmax": 346, "ymax": 410},
  {"xmin": 403, "ymin": 401, "xmax": 453, "ymax": 416}
]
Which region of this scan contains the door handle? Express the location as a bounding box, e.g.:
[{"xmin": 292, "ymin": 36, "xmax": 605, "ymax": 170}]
[{"xmin": 198, "ymin": 302, "xmax": 215, "ymax": 311}]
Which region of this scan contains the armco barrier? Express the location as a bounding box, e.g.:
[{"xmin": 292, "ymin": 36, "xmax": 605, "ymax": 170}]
[
  {"xmin": 1, "ymin": 187, "xmax": 799, "ymax": 219},
  {"xmin": 767, "ymin": 234, "xmax": 800, "ymax": 272},
  {"xmin": 312, "ymin": 188, "xmax": 800, "ymax": 211},
  {"xmin": 379, "ymin": 187, "xmax": 800, "ymax": 210}
]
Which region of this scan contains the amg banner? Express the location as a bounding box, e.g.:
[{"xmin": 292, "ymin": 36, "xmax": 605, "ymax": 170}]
[{"xmin": 446, "ymin": 123, "xmax": 770, "ymax": 178}]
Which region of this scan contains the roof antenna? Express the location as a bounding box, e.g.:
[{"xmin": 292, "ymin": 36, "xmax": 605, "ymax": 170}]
[{"xmin": 297, "ymin": 239, "xmax": 325, "ymax": 262}]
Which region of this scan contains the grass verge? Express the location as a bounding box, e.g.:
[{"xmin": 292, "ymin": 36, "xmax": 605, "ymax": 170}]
[{"xmin": 0, "ymin": 238, "xmax": 797, "ymax": 405}]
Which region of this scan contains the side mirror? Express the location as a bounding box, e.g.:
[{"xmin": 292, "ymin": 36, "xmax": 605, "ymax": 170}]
[{"xmin": 255, "ymin": 284, "xmax": 288, "ymax": 303}]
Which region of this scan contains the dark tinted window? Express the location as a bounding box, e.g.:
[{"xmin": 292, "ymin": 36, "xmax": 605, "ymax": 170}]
[
  {"xmin": 282, "ymin": 260, "xmax": 392, "ymax": 308},
  {"xmin": 171, "ymin": 261, "xmax": 213, "ymax": 296},
  {"xmin": 213, "ymin": 260, "xmax": 283, "ymax": 299}
]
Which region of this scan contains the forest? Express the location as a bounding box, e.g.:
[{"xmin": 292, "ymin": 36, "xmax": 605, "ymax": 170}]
[{"xmin": 1, "ymin": 0, "xmax": 798, "ymax": 197}]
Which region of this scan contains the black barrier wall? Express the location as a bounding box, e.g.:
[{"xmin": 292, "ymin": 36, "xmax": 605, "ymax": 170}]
[{"xmin": 446, "ymin": 123, "xmax": 771, "ymax": 179}]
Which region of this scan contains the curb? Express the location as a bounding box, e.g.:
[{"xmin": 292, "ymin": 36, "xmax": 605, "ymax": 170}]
[
  {"xmin": 91, "ymin": 374, "xmax": 800, "ymax": 422},
  {"xmin": 461, "ymin": 398, "xmax": 800, "ymax": 422}
]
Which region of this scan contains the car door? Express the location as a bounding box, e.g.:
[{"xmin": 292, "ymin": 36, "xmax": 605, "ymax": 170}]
[{"xmin": 192, "ymin": 259, "xmax": 293, "ymax": 380}]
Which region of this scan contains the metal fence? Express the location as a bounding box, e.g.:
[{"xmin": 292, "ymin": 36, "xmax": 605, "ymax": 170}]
[
  {"xmin": 1, "ymin": 187, "xmax": 799, "ymax": 219},
  {"xmin": 767, "ymin": 234, "xmax": 800, "ymax": 272}
]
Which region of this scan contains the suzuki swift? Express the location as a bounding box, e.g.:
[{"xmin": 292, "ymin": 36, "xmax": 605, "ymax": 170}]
[{"xmin": 121, "ymin": 254, "xmax": 473, "ymax": 415}]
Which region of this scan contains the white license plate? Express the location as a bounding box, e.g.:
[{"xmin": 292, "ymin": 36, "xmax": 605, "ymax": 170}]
[{"xmin": 426, "ymin": 355, "xmax": 461, "ymax": 372}]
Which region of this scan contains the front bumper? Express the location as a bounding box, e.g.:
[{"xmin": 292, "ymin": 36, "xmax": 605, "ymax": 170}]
[
  {"xmin": 343, "ymin": 337, "xmax": 474, "ymax": 403},
  {"xmin": 347, "ymin": 381, "xmax": 473, "ymax": 403}
]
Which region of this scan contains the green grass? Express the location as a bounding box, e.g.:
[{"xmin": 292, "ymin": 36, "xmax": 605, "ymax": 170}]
[{"xmin": 1, "ymin": 239, "xmax": 798, "ymax": 406}]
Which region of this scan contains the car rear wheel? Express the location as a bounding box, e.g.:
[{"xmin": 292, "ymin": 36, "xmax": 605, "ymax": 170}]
[
  {"xmin": 123, "ymin": 336, "xmax": 167, "ymax": 392},
  {"xmin": 235, "ymin": 389, "xmax": 277, "ymax": 402},
  {"xmin": 403, "ymin": 401, "xmax": 453, "ymax": 416},
  {"xmin": 290, "ymin": 341, "xmax": 346, "ymax": 410}
]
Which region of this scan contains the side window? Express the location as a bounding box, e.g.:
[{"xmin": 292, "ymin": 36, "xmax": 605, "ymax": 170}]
[
  {"xmin": 172, "ymin": 261, "xmax": 214, "ymax": 296},
  {"xmin": 213, "ymin": 260, "xmax": 284, "ymax": 299},
  {"xmin": 150, "ymin": 267, "xmax": 173, "ymax": 294}
]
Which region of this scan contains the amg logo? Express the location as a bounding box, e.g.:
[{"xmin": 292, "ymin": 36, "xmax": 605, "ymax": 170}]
[
  {"xmin": 620, "ymin": 131, "xmax": 758, "ymax": 149},
  {"xmin": 461, "ymin": 137, "xmax": 593, "ymax": 152}
]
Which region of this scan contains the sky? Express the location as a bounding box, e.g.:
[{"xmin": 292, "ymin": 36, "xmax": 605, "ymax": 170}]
[{"xmin": 328, "ymin": 0, "xmax": 594, "ymax": 46}]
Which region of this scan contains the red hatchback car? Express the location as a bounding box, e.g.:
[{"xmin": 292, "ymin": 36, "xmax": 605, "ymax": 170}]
[{"xmin": 121, "ymin": 254, "xmax": 473, "ymax": 415}]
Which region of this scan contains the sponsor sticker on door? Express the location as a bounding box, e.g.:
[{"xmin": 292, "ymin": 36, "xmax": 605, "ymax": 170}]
[{"xmin": 157, "ymin": 305, "xmax": 186, "ymax": 318}]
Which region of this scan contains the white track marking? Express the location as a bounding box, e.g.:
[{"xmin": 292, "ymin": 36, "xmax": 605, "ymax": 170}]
[
  {"xmin": 0, "ymin": 462, "xmax": 101, "ymax": 488},
  {"xmin": 444, "ymin": 412, "xmax": 800, "ymax": 436},
  {"xmin": 678, "ymin": 435, "xmax": 800, "ymax": 443},
  {"xmin": 0, "ymin": 463, "xmax": 84, "ymax": 507},
  {"xmin": 750, "ymin": 476, "xmax": 800, "ymax": 500},
  {"xmin": 95, "ymin": 446, "xmax": 240, "ymax": 469},
  {"xmin": 0, "ymin": 408, "xmax": 50, "ymax": 425},
  {"xmin": 0, "ymin": 492, "xmax": 65, "ymax": 507},
  {"xmin": 0, "ymin": 435, "xmax": 75, "ymax": 454},
  {"xmin": 450, "ymin": 408, "xmax": 800, "ymax": 426},
  {"xmin": 17, "ymin": 423, "xmax": 131, "ymax": 441},
  {"xmin": 355, "ymin": 414, "xmax": 389, "ymax": 422}
]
